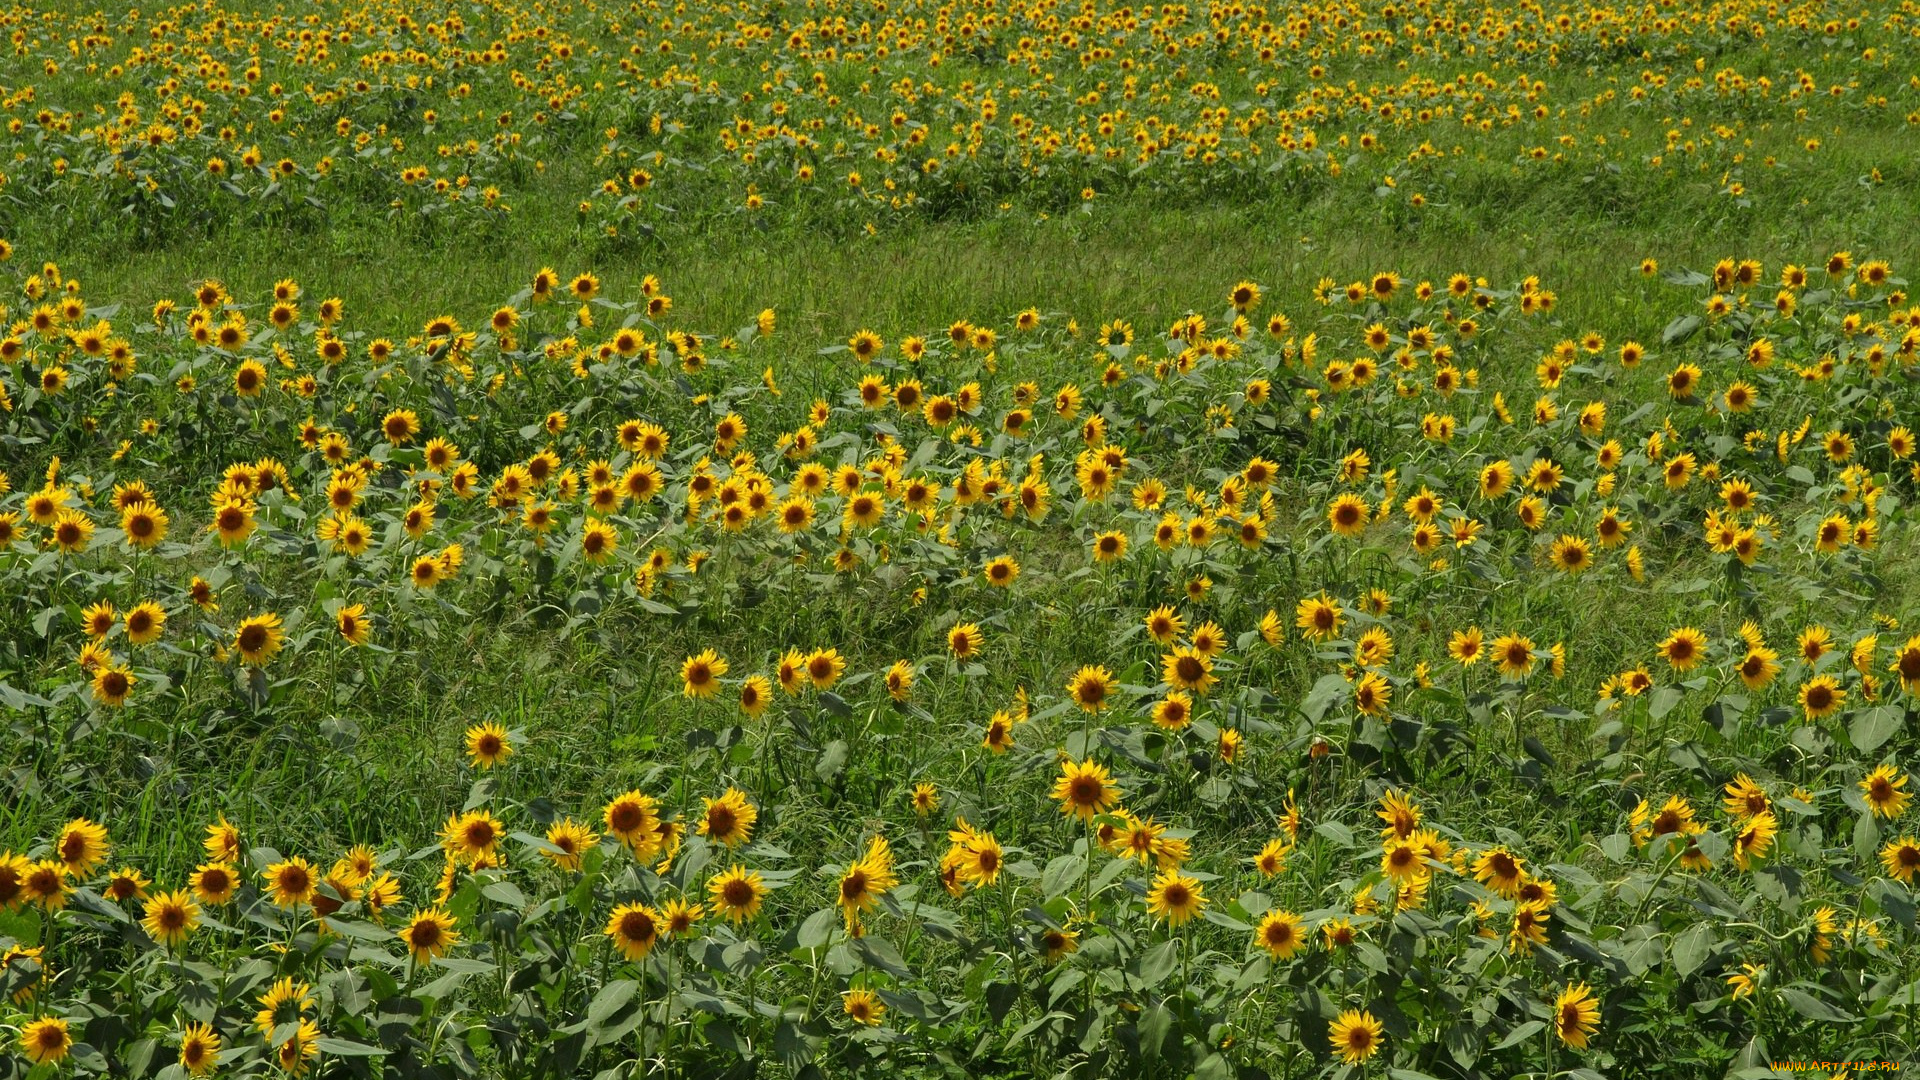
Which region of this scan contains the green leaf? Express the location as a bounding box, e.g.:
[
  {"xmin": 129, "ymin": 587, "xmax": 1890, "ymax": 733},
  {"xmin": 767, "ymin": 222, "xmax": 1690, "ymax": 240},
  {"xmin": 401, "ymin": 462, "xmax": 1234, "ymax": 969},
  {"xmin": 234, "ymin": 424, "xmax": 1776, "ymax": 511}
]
[
  {"xmin": 1671, "ymin": 922, "xmax": 1711, "ymax": 977},
  {"xmin": 1138, "ymin": 1002, "xmax": 1173, "ymax": 1058},
  {"xmin": 1136, "ymin": 939, "xmax": 1180, "ymax": 987},
  {"xmin": 815, "ymin": 740, "xmax": 849, "ymax": 782},
  {"xmin": 1648, "ymin": 686, "xmax": 1684, "ymax": 720},
  {"xmin": 1300, "ymin": 672, "xmax": 1349, "ymax": 722},
  {"xmin": 313, "ymin": 1038, "xmax": 387, "ymax": 1057},
  {"xmin": 1491, "ymin": 1021, "xmax": 1544, "ymax": 1051},
  {"xmin": 1660, "ymin": 314, "xmax": 1701, "ymax": 345},
  {"xmin": 1871, "ymin": 879, "xmax": 1916, "ymax": 932},
  {"xmin": 1849, "ymin": 705, "xmax": 1903, "ymax": 752},
  {"xmin": 796, "ymin": 907, "xmax": 838, "ymax": 949},
  {"xmin": 853, "ymin": 936, "xmax": 911, "ymax": 978},
  {"xmin": 588, "ymin": 980, "xmax": 639, "ymax": 1025},
  {"xmin": 1041, "ymin": 854, "xmax": 1084, "ymax": 899},
  {"xmin": 1779, "ymin": 986, "xmax": 1855, "ymax": 1022}
]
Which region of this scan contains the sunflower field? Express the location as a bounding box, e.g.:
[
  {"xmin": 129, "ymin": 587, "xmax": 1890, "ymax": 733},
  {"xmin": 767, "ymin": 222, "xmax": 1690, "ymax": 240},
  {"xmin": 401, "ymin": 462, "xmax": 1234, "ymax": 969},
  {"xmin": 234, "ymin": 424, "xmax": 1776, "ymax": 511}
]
[{"xmin": 1, "ymin": 0, "xmax": 1918, "ymax": 1078}]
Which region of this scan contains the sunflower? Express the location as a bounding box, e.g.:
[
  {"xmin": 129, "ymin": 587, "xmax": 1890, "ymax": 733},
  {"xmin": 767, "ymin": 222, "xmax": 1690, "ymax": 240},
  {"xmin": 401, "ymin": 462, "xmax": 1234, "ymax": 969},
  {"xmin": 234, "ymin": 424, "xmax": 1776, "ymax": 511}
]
[
  {"xmin": 1799, "ymin": 676, "xmax": 1845, "ymax": 720},
  {"xmin": 1509, "ymin": 900, "xmax": 1551, "ymax": 953},
  {"xmin": 439, "ymin": 810, "xmax": 502, "ymax": 865},
  {"xmin": 1735, "ymin": 647, "xmax": 1780, "ymax": 689},
  {"xmin": 1052, "ymin": 758, "xmax": 1122, "ymax": 821},
  {"xmin": 1491, "ymin": 633, "xmax": 1536, "ymax": 679},
  {"xmin": 19, "ymin": 1016, "xmax": 70, "ymax": 1065},
  {"xmin": 1380, "ymin": 836, "xmax": 1430, "ymax": 883},
  {"xmin": 19, "ymin": 858, "xmax": 69, "ymax": 910},
  {"xmin": 1352, "ymin": 672, "xmax": 1392, "ymax": 716},
  {"xmin": 92, "ymin": 664, "xmax": 135, "ymax": 707},
  {"xmin": 842, "ymin": 989, "xmax": 886, "ymax": 1026},
  {"xmin": 189, "ymin": 862, "xmax": 238, "ymax": 906},
  {"xmin": 1881, "ymin": 837, "xmax": 1920, "ymax": 883},
  {"xmin": 1329, "ymin": 1009, "xmax": 1382, "ymax": 1065},
  {"xmin": 606, "ymin": 787, "xmax": 668, "ymax": 853},
  {"xmin": 606, "ymin": 903, "xmax": 663, "ymax": 961},
  {"xmin": 1722, "ymin": 774, "xmax": 1771, "ymax": 820},
  {"xmin": 543, "ymin": 819, "xmax": 599, "ymax": 871},
  {"xmin": 262, "ymin": 856, "xmax": 318, "ymax": 908},
  {"xmin": 1553, "ymin": 983, "xmax": 1600, "ymax": 1048},
  {"xmin": 1145, "ymin": 869, "xmax": 1206, "ymax": 925},
  {"xmin": 464, "ymin": 723, "xmax": 513, "ymax": 769},
  {"xmin": 274, "ymin": 1018, "xmax": 321, "ymax": 1075},
  {"xmin": 1376, "ymin": 790, "xmax": 1420, "ymax": 839},
  {"xmin": 1327, "ymin": 493, "xmax": 1370, "ymax": 537},
  {"xmin": 1151, "ymin": 692, "xmax": 1194, "ymax": 731},
  {"xmin": 680, "ymin": 649, "xmax": 728, "ymax": 697},
  {"xmin": 55, "ymin": 817, "xmax": 110, "ymax": 877},
  {"xmin": 141, "ymin": 890, "xmax": 201, "ymax": 948},
  {"xmin": 204, "ymin": 817, "xmax": 242, "ymax": 862},
  {"xmin": 802, "ymin": 647, "xmax": 846, "ymax": 690},
  {"xmin": 1861, "ymin": 765, "xmax": 1911, "ymax": 820},
  {"xmin": 1732, "ymin": 812, "xmax": 1778, "ymax": 870},
  {"xmin": 1892, "ymin": 636, "xmax": 1920, "ymax": 693},
  {"xmin": 103, "ymin": 866, "xmax": 150, "ymax": 903},
  {"xmin": 738, "ymin": 675, "xmax": 772, "ymax": 718},
  {"xmin": 1656, "ymin": 627, "xmax": 1707, "ymax": 671},
  {"xmin": 399, "ymin": 908, "xmax": 460, "ymax": 963},
  {"xmin": 836, "ymin": 836, "xmax": 899, "ymax": 928},
  {"xmin": 178, "ymin": 1022, "xmax": 220, "ymax": 1077},
  {"xmin": 48, "ymin": 509, "xmax": 93, "ymax": 553},
  {"xmin": 947, "ymin": 820, "xmax": 1009, "ymax": 882},
  {"xmin": 707, "ymin": 866, "xmax": 768, "ymax": 923},
  {"xmin": 1473, "ymin": 847, "xmax": 1526, "ymax": 897},
  {"xmin": 1295, "ymin": 593, "xmax": 1343, "ymax": 641},
  {"xmin": 698, "ymin": 788, "xmax": 758, "ymax": 848},
  {"xmin": 232, "ymin": 613, "xmax": 285, "ymax": 665},
  {"xmin": 1255, "ymin": 909, "xmax": 1305, "ymax": 959}
]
